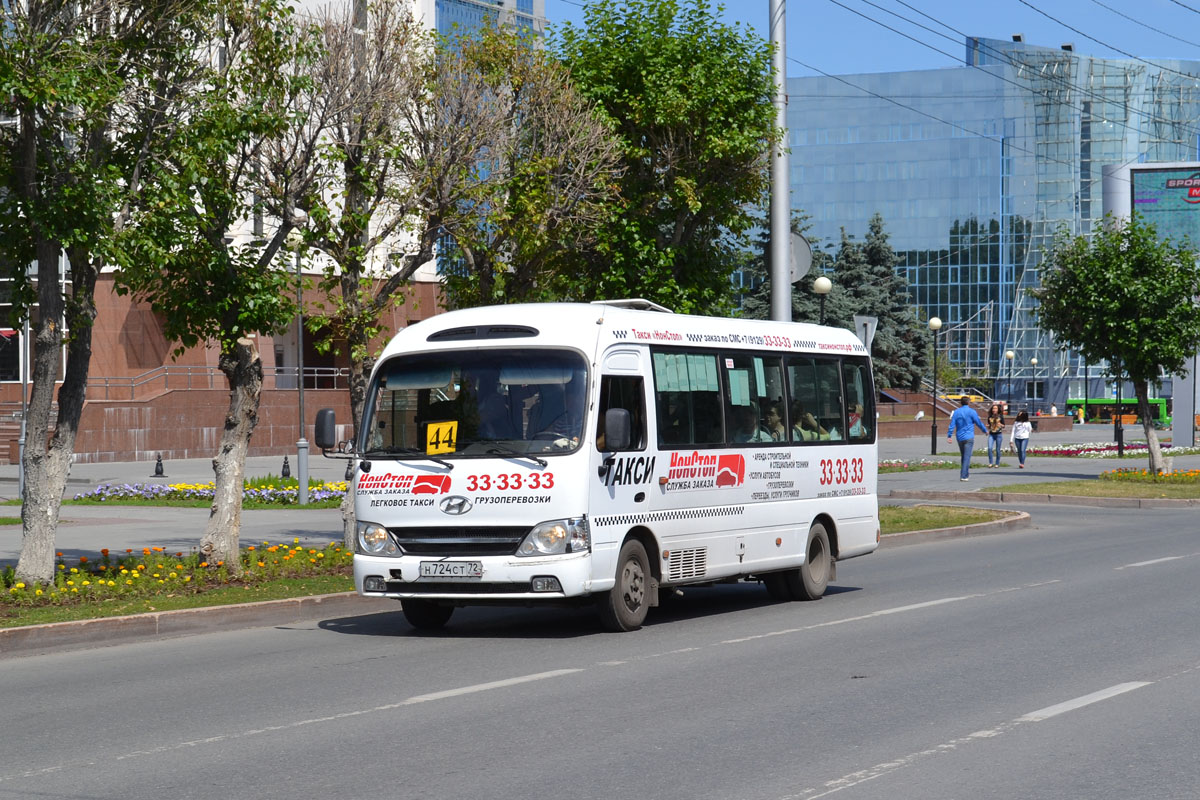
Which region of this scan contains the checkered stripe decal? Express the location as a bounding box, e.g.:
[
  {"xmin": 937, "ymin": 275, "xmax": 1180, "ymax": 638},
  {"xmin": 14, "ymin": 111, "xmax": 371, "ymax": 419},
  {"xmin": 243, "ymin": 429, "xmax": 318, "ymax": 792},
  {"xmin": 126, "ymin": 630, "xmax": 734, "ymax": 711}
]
[{"xmin": 593, "ymin": 505, "xmax": 745, "ymax": 528}]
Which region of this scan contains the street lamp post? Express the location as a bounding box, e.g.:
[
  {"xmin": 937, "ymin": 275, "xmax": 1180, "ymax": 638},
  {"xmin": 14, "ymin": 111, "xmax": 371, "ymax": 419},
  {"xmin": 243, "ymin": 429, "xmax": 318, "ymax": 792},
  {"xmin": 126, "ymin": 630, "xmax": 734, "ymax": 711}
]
[
  {"xmin": 1114, "ymin": 358, "xmax": 1124, "ymax": 457},
  {"xmin": 929, "ymin": 316, "xmax": 942, "ymax": 455},
  {"xmin": 1030, "ymin": 357, "xmax": 1038, "ymax": 416},
  {"xmin": 293, "ymin": 231, "xmax": 309, "ymax": 506},
  {"xmin": 813, "ymin": 275, "xmax": 832, "ymax": 325},
  {"xmin": 1005, "ymin": 350, "xmax": 1015, "ymax": 414}
]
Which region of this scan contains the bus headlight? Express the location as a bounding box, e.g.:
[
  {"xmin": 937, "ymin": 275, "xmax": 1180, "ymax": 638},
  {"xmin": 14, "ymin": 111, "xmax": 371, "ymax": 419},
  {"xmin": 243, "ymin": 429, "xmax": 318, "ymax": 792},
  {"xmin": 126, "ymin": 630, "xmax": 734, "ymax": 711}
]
[
  {"xmin": 517, "ymin": 517, "xmax": 590, "ymax": 557},
  {"xmin": 357, "ymin": 522, "xmax": 399, "ymax": 556}
]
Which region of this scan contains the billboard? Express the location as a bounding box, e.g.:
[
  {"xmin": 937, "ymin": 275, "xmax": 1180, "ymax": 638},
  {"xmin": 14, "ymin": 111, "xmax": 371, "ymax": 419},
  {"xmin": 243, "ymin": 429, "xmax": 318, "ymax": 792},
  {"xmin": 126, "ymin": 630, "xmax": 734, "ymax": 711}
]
[{"xmin": 1130, "ymin": 164, "xmax": 1200, "ymax": 249}]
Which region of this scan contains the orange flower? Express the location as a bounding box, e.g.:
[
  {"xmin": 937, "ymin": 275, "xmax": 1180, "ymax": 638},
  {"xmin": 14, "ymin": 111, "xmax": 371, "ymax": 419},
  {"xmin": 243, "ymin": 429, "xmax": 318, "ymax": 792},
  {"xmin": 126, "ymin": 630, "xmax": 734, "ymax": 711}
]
[
  {"xmin": 101, "ymin": 549, "xmax": 109, "ymax": 556},
  {"xmin": 79, "ymin": 556, "xmax": 88, "ymax": 564}
]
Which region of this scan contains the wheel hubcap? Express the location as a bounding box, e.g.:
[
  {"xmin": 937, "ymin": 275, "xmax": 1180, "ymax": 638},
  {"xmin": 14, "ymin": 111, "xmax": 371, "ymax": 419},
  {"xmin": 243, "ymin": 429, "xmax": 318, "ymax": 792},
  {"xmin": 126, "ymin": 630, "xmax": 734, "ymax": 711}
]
[{"xmin": 622, "ymin": 560, "xmax": 645, "ymax": 610}]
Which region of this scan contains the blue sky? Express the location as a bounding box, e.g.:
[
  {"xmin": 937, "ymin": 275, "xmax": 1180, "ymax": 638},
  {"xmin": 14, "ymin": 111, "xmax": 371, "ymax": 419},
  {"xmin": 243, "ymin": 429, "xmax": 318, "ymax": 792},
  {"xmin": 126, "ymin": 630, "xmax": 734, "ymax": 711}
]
[{"xmin": 542, "ymin": 0, "xmax": 1200, "ymax": 76}]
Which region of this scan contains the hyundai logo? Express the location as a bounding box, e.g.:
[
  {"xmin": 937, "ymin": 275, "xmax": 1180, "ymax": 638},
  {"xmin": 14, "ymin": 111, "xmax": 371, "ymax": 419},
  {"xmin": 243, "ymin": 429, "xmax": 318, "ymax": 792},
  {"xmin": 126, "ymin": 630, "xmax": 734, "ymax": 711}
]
[{"xmin": 439, "ymin": 495, "xmax": 473, "ymax": 515}]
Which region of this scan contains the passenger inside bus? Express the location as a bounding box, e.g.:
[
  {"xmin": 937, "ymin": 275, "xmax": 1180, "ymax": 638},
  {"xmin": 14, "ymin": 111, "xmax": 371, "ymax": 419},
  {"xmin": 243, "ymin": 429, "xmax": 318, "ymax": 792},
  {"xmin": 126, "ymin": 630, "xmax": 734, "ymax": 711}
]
[
  {"xmin": 791, "ymin": 401, "xmax": 829, "ymax": 441},
  {"xmin": 731, "ymin": 404, "xmax": 772, "ymax": 443}
]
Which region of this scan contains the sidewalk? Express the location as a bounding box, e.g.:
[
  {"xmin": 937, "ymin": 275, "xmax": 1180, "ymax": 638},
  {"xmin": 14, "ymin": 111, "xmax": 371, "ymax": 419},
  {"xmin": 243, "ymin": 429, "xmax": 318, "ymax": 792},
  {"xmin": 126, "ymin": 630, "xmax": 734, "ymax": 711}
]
[{"xmin": 0, "ymin": 422, "xmax": 1184, "ymax": 658}]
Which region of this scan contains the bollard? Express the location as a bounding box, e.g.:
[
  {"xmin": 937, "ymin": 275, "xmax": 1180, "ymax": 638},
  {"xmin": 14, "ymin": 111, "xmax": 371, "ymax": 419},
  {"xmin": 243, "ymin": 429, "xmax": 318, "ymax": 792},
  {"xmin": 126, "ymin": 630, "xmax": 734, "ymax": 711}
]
[
  {"xmin": 152, "ymin": 454, "xmax": 166, "ymax": 478},
  {"xmin": 281, "ymin": 455, "xmax": 291, "ymax": 479}
]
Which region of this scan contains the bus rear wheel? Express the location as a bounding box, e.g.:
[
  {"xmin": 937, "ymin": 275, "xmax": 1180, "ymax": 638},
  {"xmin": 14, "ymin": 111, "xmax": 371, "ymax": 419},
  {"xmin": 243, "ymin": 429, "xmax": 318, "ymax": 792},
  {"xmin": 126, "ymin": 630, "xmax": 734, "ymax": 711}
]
[
  {"xmin": 786, "ymin": 522, "xmax": 831, "ymax": 601},
  {"xmin": 402, "ymin": 598, "xmax": 454, "ymax": 630},
  {"xmin": 598, "ymin": 539, "xmax": 651, "ymax": 632}
]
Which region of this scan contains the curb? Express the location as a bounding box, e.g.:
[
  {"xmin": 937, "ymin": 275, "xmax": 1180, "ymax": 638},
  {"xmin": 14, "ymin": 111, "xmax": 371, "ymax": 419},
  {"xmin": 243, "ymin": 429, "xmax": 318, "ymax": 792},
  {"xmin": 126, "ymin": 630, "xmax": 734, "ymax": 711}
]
[
  {"xmin": 0, "ymin": 592, "xmax": 382, "ymax": 660},
  {"xmin": 889, "ymin": 489, "xmax": 1200, "ymax": 508},
  {"xmin": 4, "ymin": 505, "xmax": 1034, "ymax": 659},
  {"xmin": 878, "ymin": 507, "xmax": 1032, "ymax": 548}
]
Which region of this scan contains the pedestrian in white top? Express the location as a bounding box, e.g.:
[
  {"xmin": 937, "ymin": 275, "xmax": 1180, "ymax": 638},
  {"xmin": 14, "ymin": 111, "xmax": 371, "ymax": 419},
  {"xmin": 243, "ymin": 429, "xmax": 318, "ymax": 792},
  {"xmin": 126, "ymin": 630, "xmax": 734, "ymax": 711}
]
[{"xmin": 1010, "ymin": 410, "xmax": 1033, "ymax": 468}]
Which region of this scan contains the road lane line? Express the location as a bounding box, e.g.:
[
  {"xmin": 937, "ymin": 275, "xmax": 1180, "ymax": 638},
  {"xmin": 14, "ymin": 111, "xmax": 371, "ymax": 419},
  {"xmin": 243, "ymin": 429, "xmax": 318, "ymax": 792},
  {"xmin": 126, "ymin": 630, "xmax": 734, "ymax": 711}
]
[
  {"xmin": 1018, "ymin": 682, "xmax": 1152, "ymax": 721},
  {"xmin": 785, "ymin": 680, "xmax": 1155, "ymax": 799},
  {"xmin": 0, "ymin": 668, "xmax": 585, "ymax": 782},
  {"xmin": 1115, "ymin": 554, "xmax": 1196, "ymax": 570}
]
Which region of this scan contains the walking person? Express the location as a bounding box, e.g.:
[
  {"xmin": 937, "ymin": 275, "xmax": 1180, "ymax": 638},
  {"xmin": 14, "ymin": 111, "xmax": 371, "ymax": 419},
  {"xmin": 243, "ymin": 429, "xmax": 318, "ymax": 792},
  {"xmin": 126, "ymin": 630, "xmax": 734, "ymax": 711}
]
[
  {"xmin": 1010, "ymin": 410, "xmax": 1033, "ymax": 468},
  {"xmin": 947, "ymin": 397, "xmax": 987, "ymax": 481},
  {"xmin": 985, "ymin": 402, "xmax": 1005, "ymax": 467}
]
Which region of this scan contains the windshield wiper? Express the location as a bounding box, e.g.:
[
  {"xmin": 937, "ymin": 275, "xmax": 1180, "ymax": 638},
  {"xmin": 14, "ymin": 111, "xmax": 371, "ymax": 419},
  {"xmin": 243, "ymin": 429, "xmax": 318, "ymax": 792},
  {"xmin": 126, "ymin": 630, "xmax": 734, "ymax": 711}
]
[
  {"xmin": 486, "ymin": 443, "xmax": 547, "ymax": 468},
  {"xmin": 362, "ymin": 448, "xmax": 454, "ymax": 471}
]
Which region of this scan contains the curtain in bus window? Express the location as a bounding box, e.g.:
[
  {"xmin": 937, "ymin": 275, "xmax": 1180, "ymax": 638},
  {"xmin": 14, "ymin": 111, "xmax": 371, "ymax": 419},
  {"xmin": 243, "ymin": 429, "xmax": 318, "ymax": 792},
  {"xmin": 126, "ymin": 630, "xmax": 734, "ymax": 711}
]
[
  {"xmin": 787, "ymin": 357, "xmax": 844, "ymax": 442},
  {"xmin": 842, "ymin": 359, "xmax": 875, "ymax": 443},
  {"xmin": 722, "ymin": 353, "xmax": 786, "ymax": 444},
  {"xmin": 652, "ymin": 351, "xmax": 722, "ymax": 445}
]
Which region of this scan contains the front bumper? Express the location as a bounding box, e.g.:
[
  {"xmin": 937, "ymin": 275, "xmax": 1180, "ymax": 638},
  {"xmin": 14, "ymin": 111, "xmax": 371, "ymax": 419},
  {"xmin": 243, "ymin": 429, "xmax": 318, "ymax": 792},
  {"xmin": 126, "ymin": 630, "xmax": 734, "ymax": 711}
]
[{"xmin": 353, "ymin": 551, "xmax": 597, "ymax": 601}]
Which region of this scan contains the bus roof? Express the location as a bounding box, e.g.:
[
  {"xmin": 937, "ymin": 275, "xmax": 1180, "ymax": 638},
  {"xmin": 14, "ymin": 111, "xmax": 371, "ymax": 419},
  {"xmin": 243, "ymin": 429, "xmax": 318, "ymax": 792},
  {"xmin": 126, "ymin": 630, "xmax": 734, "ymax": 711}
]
[{"xmin": 380, "ymin": 302, "xmax": 869, "ymax": 361}]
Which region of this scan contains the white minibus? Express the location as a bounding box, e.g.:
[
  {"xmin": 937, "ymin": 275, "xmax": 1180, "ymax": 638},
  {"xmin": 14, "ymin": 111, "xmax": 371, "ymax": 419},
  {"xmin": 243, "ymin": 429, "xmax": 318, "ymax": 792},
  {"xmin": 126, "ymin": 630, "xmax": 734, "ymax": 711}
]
[{"xmin": 314, "ymin": 299, "xmax": 880, "ymax": 631}]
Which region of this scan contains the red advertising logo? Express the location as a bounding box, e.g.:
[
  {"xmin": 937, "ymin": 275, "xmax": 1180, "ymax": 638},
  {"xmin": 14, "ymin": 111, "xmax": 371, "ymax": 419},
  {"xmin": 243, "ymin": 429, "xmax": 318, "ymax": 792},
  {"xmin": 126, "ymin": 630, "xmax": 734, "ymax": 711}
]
[
  {"xmin": 715, "ymin": 454, "xmax": 745, "ymax": 488},
  {"xmin": 411, "ymin": 475, "xmax": 452, "ymax": 495}
]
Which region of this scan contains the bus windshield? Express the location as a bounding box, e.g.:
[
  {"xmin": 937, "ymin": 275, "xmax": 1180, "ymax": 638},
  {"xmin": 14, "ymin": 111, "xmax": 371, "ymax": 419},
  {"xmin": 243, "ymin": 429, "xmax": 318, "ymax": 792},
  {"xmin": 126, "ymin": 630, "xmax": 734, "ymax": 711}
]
[{"xmin": 362, "ymin": 349, "xmax": 589, "ymax": 457}]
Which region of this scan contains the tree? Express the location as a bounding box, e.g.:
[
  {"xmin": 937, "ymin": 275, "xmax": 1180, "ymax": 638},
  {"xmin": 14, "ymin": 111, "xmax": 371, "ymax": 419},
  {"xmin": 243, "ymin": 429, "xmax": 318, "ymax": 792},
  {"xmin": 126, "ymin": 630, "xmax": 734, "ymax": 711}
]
[
  {"xmin": 117, "ymin": 0, "xmax": 318, "ymax": 572},
  {"xmin": 554, "ymin": 0, "xmax": 779, "ymax": 314},
  {"xmin": 742, "ymin": 215, "xmax": 928, "ymax": 389},
  {"xmin": 0, "ymin": 0, "xmax": 215, "ymax": 584},
  {"xmin": 435, "ymin": 25, "xmax": 623, "ymax": 310},
  {"xmin": 1037, "ymin": 215, "xmax": 1200, "ymax": 474}
]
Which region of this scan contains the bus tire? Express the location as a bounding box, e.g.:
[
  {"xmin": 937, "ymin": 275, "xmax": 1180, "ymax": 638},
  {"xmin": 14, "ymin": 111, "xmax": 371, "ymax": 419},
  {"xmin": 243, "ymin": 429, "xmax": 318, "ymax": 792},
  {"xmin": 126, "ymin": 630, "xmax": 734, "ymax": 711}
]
[
  {"xmin": 402, "ymin": 599, "xmax": 454, "ymax": 630},
  {"xmin": 598, "ymin": 539, "xmax": 651, "ymax": 632},
  {"xmin": 787, "ymin": 522, "xmax": 831, "ymax": 601}
]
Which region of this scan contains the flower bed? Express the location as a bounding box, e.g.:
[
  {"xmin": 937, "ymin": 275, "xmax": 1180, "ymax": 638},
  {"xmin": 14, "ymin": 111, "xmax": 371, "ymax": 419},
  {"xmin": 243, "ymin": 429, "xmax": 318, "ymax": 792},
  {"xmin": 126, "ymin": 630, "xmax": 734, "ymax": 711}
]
[
  {"xmin": 2, "ymin": 539, "xmax": 352, "ymax": 607},
  {"xmin": 1025, "ymin": 442, "xmax": 1200, "ymax": 459},
  {"xmin": 1099, "ymin": 467, "xmax": 1200, "ymax": 484},
  {"xmin": 72, "ymin": 480, "xmax": 349, "ymax": 506}
]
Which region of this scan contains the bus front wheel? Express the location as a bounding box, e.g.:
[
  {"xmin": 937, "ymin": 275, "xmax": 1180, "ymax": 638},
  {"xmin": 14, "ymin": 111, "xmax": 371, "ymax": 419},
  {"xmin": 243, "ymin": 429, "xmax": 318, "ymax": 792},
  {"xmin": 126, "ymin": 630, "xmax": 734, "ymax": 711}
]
[
  {"xmin": 402, "ymin": 599, "xmax": 454, "ymax": 630},
  {"xmin": 787, "ymin": 522, "xmax": 831, "ymax": 601},
  {"xmin": 598, "ymin": 539, "xmax": 651, "ymax": 632}
]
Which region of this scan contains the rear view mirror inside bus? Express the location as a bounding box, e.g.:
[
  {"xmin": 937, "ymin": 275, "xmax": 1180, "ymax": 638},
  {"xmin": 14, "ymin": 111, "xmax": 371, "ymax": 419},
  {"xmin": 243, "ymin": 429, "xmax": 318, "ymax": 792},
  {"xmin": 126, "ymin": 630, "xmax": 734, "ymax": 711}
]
[
  {"xmin": 383, "ymin": 364, "xmax": 452, "ymax": 389},
  {"xmin": 498, "ymin": 365, "xmax": 575, "ymax": 385}
]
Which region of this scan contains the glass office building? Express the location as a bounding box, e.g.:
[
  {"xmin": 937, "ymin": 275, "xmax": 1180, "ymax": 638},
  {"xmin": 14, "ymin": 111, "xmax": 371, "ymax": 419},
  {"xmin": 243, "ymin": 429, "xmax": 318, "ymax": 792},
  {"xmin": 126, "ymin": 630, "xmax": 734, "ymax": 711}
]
[
  {"xmin": 788, "ymin": 37, "xmax": 1200, "ymax": 406},
  {"xmin": 435, "ymin": 0, "xmax": 544, "ymax": 37}
]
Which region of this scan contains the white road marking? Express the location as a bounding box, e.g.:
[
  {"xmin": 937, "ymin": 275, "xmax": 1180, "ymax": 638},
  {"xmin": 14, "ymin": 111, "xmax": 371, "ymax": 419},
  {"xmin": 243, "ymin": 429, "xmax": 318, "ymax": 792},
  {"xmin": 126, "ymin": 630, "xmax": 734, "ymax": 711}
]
[
  {"xmin": 1115, "ymin": 553, "xmax": 1198, "ymax": 570},
  {"xmin": 0, "ymin": 668, "xmax": 584, "ymax": 783},
  {"xmin": 1018, "ymin": 682, "xmax": 1152, "ymax": 721},
  {"xmin": 785, "ymin": 681, "xmax": 1156, "ymax": 799}
]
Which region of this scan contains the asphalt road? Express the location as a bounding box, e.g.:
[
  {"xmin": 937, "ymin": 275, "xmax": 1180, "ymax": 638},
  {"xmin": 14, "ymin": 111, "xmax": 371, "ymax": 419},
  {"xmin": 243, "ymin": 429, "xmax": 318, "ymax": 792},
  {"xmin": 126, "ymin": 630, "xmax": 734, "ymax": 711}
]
[{"xmin": 2, "ymin": 502, "xmax": 1198, "ymax": 799}]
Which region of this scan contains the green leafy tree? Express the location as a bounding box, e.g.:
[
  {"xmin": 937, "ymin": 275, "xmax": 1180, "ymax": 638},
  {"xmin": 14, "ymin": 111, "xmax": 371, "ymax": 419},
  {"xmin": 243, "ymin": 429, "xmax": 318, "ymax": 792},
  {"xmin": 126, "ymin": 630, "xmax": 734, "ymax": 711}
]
[
  {"xmin": 1037, "ymin": 215, "xmax": 1200, "ymax": 473},
  {"xmin": 0, "ymin": 0, "xmax": 216, "ymax": 584},
  {"xmin": 743, "ymin": 215, "xmax": 927, "ymax": 390},
  {"xmin": 117, "ymin": 0, "xmax": 317, "ymax": 571},
  {"xmin": 434, "ymin": 25, "xmax": 622, "ymax": 310},
  {"xmin": 554, "ymin": 0, "xmax": 779, "ymax": 314}
]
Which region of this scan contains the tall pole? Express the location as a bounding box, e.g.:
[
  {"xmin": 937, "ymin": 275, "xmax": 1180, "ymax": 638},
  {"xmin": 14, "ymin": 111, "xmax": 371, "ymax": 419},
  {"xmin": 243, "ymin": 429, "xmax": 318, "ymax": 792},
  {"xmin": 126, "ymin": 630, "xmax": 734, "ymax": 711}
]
[
  {"xmin": 768, "ymin": 0, "xmax": 791, "ymax": 322},
  {"xmin": 929, "ymin": 317, "xmax": 942, "ymax": 455},
  {"xmin": 1114, "ymin": 357, "xmax": 1124, "ymax": 457},
  {"xmin": 296, "ymin": 243, "xmax": 309, "ymax": 505}
]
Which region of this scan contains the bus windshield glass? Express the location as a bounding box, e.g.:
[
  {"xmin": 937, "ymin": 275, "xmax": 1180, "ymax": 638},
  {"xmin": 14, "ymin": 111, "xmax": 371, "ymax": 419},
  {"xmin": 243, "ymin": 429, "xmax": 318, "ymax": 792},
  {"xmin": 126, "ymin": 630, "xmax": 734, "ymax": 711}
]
[{"xmin": 362, "ymin": 349, "xmax": 589, "ymax": 457}]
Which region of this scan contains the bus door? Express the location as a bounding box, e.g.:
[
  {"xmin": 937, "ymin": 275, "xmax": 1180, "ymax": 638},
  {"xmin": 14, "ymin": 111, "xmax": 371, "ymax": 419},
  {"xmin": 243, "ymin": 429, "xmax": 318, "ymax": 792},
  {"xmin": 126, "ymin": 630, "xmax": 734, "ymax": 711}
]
[{"xmin": 589, "ymin": 351, "xmax": 653, "ymax": 554}]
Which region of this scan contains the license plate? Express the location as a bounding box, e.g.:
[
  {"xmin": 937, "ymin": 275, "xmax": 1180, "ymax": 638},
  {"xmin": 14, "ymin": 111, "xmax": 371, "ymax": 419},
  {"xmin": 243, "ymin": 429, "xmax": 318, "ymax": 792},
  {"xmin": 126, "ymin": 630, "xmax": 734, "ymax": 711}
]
[{"xmin": 419, "ymin": 561, "xmax": 483, "ymax": 580}]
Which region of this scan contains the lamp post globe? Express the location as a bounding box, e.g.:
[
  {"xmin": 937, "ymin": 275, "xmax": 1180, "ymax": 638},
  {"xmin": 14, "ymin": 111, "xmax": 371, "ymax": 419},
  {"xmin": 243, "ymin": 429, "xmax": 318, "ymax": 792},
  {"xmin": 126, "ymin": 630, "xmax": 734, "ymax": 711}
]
[
  {"xmin": 929, "ymin": 317, "xmax": 942, "ymax": 455},
  {"xmin": 813, "ymin": 275, "xmax": 832, "ymax": 325}
]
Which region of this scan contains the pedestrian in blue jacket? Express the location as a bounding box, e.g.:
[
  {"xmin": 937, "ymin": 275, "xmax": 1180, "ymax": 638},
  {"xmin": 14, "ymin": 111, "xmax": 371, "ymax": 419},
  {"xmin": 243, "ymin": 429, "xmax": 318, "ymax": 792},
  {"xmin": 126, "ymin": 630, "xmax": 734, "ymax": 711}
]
[{"xmin": 946, "ymin": 397, "xmax": 987, "ymax": 481}]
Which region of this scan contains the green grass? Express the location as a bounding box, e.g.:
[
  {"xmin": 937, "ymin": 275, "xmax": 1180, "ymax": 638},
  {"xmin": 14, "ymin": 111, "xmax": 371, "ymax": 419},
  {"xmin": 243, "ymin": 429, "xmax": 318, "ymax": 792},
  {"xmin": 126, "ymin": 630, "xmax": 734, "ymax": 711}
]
[
  {"xmin": 880, "ymin": 504, "xmax": 1017, "ymax": 534},
  {"xmin": 994, "ymin": 480, "xmax": 1200, "ymax": 499}
]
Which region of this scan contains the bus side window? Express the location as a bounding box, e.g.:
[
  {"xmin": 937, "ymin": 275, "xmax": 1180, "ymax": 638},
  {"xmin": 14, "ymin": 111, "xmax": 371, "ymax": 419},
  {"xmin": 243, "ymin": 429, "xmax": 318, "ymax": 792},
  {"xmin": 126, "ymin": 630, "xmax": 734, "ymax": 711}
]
[
  {"xmin": 597, "ymin": 375, "xmax": 646, "ymax": 451},
  {"xmin": 843, "ymin": 359, "xmax": 875, "ymax": 442}
]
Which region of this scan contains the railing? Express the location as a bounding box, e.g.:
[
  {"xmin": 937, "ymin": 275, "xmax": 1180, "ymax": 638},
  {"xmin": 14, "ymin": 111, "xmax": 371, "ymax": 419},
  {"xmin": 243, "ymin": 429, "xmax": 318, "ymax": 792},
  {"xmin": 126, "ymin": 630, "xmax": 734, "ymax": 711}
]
[{"xmin": 83, "ymin": 366, "xmax": 353, "ymax": 401}]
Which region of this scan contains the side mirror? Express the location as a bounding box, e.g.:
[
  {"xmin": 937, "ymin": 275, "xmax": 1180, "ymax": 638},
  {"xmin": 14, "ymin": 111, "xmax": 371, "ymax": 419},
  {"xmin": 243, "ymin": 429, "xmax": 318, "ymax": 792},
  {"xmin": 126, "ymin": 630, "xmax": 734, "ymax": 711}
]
[
  {"xmin": 603, "ymin": 408, "xmax": 631, "ymax": 451},
  {"xmin": 314, "ymin": 408, "xmax": 337, "ymax": 451}
]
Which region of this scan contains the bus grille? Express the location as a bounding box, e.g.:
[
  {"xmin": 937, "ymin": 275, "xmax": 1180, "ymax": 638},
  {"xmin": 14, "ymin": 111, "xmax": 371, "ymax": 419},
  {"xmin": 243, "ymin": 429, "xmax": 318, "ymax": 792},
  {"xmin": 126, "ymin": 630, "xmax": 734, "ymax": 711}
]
[
  {"xmin": 667, "ymin": 547, "xmax": 708, "ymax": 581},
  {"xmin": 388, "ymin": 526, "xmax": 528, "ymax": 556}
]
